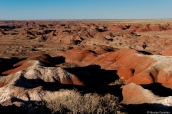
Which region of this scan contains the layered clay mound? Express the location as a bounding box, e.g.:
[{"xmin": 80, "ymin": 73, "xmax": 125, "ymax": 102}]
[
  {"xmin": 2, "ymin": 53, "xmax": 54, "ymax": 75},
  {"xmin": 121, "ymin": 83, "xmax": 172, "ymax": 105},
  {"xmin": 0, "ymin": 53, "xmax": 84, "ymax": 87},
  {"xmin": 60, "ymin": 49, "xmax": 96, "ymax": 66},
  {"xmin": 61, "ymin": 48, "xmax": 172, "ymax": 89},
  {"xmin": 136, "ymin": 25, "xmax": 149, "ymax": 32},
  {"xmin": 0, "ymin": 60, "xmax": 84, "ymax": 87}
]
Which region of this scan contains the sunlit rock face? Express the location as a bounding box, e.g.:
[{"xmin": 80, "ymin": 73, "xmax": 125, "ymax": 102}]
[
  {"xmin": 0, "ymin": 60, "xmax": 84, "ymax": 107},
  {"xmin": 121, "ymin": 83, "xmax": 172, "ymax": 106},
  {"xmin": 0, "ymin": 54, "xmax": 84, "ymax": 107},
  {"xmin": 62, "ymin": 48, "xmax": 172, "ymax": 89},
  {"xmin": 0, "ymin": 59, "xmax": 84, "ymax": 87}
]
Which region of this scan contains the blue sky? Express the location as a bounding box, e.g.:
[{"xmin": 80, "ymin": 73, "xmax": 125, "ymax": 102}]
[{"xmin": 0, "ymin": 0, "xmax": 172, "ymax": 20}]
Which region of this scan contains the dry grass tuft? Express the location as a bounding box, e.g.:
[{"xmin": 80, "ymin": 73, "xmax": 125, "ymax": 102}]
[{"xmin": 30, "ymin": 89, "xmax": 126, "ymax": 114}]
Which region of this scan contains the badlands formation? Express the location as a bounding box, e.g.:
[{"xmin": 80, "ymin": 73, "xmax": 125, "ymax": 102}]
[{"xmin": 0, "ymin": 20, "xmax": 172, "ymax": 113}]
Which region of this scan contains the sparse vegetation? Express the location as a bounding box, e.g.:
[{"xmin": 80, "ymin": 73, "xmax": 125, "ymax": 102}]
[{"xmin": 30, "ymin": 89, "xmax": 126, "ymax": 114}]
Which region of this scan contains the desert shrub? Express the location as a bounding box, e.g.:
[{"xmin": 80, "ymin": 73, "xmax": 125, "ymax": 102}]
[{"xmin": 43, "ymin": 89, "xmax": 126, "ymax": 114}]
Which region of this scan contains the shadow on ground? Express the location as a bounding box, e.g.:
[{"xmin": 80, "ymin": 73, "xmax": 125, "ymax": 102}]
[
  {"xmin": 13, "ymin": 64, "xmax": 123, "ymax": 97},
  {"xmin": 141, "ymin": 83, "xmax": 172, "ymax": 97},
  {"xmin": 122, "ymin": 103, "xmax": 172, "ymax": 114},
  {"xmin": 0, "ymin": 57, "xmax": 25, "ymax": 75},
  {"xmin": 1, "ymin": 56, "xmax": 172, "ymax": 113},
  {"xmin": 0, "ymin": 104, "xmax": 27, "ymax": 114}
]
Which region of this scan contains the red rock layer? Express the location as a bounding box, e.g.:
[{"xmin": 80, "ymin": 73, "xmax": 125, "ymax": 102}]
[
  {"xmin": 1, "ymin": 60, "xmax": 33, "ymax": 75},
  {"xmin": 2, "ymin": 53, "xmax": 53, "ymax": 75},
  {"xmin": 61, "ymin": 48, "xmax": 172, "ymax": 88}
]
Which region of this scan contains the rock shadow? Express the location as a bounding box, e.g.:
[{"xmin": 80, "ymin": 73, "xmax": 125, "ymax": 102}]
[
  {"xmin": 14, "ymin": 76, "xmax": 61, "ymax": 91},
  {"xmin": 141, "ymin": 83, "xmax": 172, "ymax": 97},
  {"xmin": 0, "ymin": 104, "xmax": 27, "ymax": 114},
  {"xmin": 13, "ymin": 64, "xmax": 123, "ymax": 98},
  {"xmin": 0, "ymin": 57, "xmax": 25, "ymax": 76},
  {"xmin": 64, "ymin": 65, "xmax": 119, "ymax": 87},
  {"xmin": 52, "ymin": 56, "xmax": 65, "ymax": 65},
  {"xmin": 137, "ymin": 50, "xmax": 152, "ymax": 55},
  {"xmin": 64, "ymin": 65, "xmax": 123, "ymax": 97},
  {"xmin": 11, "ymin": 97, "xmax": 51, "ymax": 114},
  {"xmin": 122, "ymin": 103, "xmax": 172, "ymax": 114}
]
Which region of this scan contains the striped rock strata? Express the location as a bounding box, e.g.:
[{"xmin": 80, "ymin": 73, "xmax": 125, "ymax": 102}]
[{"xmin": 61, "ymin": 48, "xmax": 172, "ymax": 89}]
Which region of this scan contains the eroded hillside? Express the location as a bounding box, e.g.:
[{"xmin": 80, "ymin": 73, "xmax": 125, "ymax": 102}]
[{"xmin": 0, "ymin": 20, "xmax": 172, "ymax": 113}]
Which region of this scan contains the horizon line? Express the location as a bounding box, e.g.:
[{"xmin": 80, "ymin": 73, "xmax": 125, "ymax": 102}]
[{"xmin": 0, "ymin": 18, "xmax": 172, "ymax": 21}]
